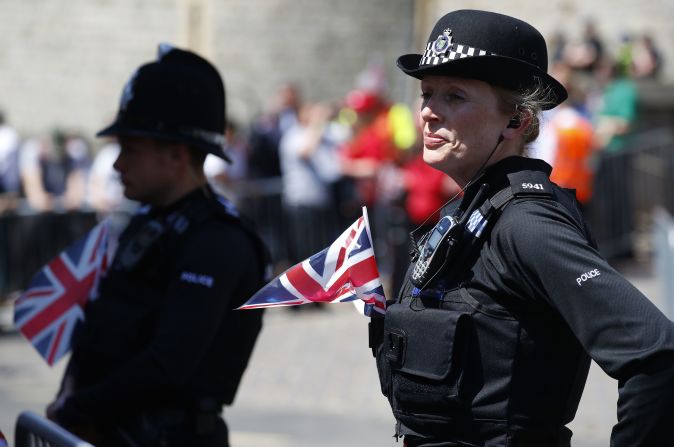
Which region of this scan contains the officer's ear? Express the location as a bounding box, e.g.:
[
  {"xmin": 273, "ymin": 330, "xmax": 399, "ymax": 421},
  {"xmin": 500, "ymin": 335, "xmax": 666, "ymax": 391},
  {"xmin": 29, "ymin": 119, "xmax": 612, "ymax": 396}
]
[
  {"xmin": 501, "ymin": 109, "xmax": 533, "ymax": 140},
  {"xmin": 164, "ymin": 142, "xmax": 190, "ymax": 164}
]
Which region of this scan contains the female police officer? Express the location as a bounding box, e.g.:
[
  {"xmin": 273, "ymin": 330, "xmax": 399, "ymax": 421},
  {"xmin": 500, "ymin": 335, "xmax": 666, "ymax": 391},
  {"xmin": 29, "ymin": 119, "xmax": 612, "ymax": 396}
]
[{"xmin": 373, "ymin": 9, "xmax": 674, "ymax": 447}]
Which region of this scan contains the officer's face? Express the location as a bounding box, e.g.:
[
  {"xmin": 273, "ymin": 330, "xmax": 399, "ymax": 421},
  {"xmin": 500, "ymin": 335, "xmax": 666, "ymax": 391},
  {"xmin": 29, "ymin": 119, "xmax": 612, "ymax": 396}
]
[
  {"xmin": 113, "ymin": 136, "xmax": 182, "ymax": 205},
  {"xmin": 419, "ymin": 75, "xmax": 512, "ymax": 186}
]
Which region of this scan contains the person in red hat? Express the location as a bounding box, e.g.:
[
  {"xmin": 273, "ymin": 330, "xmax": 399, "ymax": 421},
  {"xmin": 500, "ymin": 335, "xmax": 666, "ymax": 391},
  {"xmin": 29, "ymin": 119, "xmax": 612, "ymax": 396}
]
[
  {"xmin": 339, "ymin": 88, "xmax": 398, "ymax": 209},
  {"xmin": 370, "ymin": 9, "xmax": 674, "ymax": 447},
  {"xmin": 46, "ymin": 44, "xmax": 269, "ymax": 447}
]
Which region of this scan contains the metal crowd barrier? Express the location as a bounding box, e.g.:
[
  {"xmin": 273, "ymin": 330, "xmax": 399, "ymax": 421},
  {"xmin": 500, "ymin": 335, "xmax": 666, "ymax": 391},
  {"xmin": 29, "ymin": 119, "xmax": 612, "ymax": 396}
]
[
  {"xmin": 587, "ymin": 127, "xmax": 674, "ymax": 259},
  {"xmin": 653, "ymin": 208, "xmax": 674, "ymax": 320},
  {"xmin": 231, "ymin": 177, "xmax": 290, "ymax": 268},
  {"xmin": 15, "ymin": 411, "xmax": 94, "ymax": 447},
  {"xmin": 0, "ymin": 181, "xmax": 294, "ymax": 301},
  {"xmin": 0, "ymin": 210, "xmax": 98, "ymax": 299},
  {"xmin": 231, "ymin": 129, "xmax": 674, "ymax": 265},
  {"xmin": 230, "ymin": 129, "xmax": 674, "ymax": 266},
  {"xmin": 2, "ymin": 127, "xmax": 674, "ymax": 300}
]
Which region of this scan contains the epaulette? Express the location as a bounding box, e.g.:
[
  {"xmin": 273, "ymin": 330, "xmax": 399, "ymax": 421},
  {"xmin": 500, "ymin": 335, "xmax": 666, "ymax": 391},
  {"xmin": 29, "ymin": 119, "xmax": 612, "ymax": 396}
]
[
  {"xmin": 214, "ymin": 195, "xmax": 240, "ymax": 219},
  {"xmin": 475, "ymin": 170, "xmax": 554, "ymax": 218},
  {"xmin": 506, "ymin": 170, "xmax": 554, "ymax": 199}
]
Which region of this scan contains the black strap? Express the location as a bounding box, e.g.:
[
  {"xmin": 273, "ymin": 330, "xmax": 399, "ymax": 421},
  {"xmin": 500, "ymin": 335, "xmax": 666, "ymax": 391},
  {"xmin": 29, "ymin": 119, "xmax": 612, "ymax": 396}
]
[
  {"xmin": 477, "ymin": 175, "xmax": 556, "ymax": 223},
  {"xmin": 472, "ymin": 186, "xmax": 515, "ymax": 229},
  {"xmin": 114, "ymin": 190, "xmax": 271, "ymax": 282},
  {"xmin": 368, "ymin": 318, "xmax": 385, "ymax": 356},
  {"xmin": 164, "ymin": 190, "xmax": 272, "ymax": 284},
  {"xmin": 403, "ymin": 173, "xmax": 575, "ymax": 295},
  {"xmin": 489, "ymin": 187, "xmax": 516, "ymax": 210},
  {"xmin": 477, "ymin": 181, "xmax": 594, "ymax": 249}
]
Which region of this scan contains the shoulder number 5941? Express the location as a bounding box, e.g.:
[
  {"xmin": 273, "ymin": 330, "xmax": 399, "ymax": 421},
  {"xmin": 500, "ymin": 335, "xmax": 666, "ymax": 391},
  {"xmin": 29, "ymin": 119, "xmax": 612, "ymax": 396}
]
[{"xmin": 522, "ymin": 183, "xmax": 544, "ymax": 190}]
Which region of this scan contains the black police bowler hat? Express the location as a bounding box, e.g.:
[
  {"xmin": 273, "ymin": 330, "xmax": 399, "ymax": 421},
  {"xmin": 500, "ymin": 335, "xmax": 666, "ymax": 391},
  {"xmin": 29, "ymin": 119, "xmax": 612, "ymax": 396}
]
[
  {"xmin": 97, "ymin": 43, "xmax": 231, "ymax": 162},
  {"xmin": 397, "ymin": 10, "xmax": 567, "ymax": 108}
]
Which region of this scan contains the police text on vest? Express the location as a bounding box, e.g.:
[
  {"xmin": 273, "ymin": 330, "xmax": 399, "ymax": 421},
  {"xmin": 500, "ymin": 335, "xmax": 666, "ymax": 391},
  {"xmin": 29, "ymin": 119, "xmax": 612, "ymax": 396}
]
[
  {"xmin": 576, "ymin": 269, "xmax": 600, "ymax": 286},
  {"xmin": 180, "ymin": 271, "xmax": 214, "ymax": 288}
]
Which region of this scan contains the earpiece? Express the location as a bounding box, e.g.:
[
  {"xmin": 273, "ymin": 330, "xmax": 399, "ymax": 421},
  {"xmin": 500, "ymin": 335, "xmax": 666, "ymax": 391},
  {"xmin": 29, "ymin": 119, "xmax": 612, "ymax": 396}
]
[{"xmin": 507, "ymin": 115, "xmax": 521, "ymax": 129}]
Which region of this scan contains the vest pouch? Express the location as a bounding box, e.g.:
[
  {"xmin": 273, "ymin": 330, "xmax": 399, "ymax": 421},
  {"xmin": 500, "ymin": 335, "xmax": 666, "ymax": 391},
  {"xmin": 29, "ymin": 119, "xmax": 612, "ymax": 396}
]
[
  {"xmin": 371, "ymin": 317, "xmax": 392, "ymax": 398},
  {"xmin": 384, "ymin": 302, "xmax": 471, "ymax": 432}
]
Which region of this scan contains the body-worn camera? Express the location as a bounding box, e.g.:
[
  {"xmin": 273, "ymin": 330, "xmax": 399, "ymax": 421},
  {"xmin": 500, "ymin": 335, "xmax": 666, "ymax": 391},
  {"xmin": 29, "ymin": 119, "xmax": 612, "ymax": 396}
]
[
  {"xmin": 115, "ymin": 219, "xmax": 165, "ymax": 271},
  {"xmin": 410, "ymin": 215, "xmax": 458, "ymax": 288}
]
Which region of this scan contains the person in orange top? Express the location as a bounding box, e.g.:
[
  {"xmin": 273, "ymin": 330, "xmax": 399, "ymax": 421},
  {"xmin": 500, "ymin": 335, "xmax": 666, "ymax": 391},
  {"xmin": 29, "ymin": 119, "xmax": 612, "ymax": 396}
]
[
  {"xmin": 548, "ymin": 65, "xmax": 596, "ymax": 206},
  {"xmin": 549, "ymin": 107, "xmax": 595, "ymax": 205}
]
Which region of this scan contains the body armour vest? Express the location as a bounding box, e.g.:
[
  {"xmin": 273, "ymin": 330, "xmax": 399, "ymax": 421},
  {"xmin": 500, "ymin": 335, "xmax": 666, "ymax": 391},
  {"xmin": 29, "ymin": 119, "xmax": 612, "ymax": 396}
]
[
  {"xmin": 374, "ymin": 162, "xmax": 595, "ymax": 447},
  {"xmin": 71, "ymin": 187, "xmax": 270, "ymax": 406}
]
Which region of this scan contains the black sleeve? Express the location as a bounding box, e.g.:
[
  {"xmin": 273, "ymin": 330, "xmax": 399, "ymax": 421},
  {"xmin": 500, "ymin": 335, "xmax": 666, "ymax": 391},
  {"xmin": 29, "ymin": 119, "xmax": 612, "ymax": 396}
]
[
  {"xmin": 494, "ymin": 199, "xmax": 674, "ymax": 447},
  {"xmin": 59, "ymin": 220, "xmax": 263, "ymax": 423}
]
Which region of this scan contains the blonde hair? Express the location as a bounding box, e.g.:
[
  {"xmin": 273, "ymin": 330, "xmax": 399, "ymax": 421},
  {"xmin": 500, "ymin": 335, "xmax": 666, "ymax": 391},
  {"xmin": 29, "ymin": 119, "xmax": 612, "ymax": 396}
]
[{"xmin": 493, "ymin": 80, "xmax": 557, "ymax": 154}]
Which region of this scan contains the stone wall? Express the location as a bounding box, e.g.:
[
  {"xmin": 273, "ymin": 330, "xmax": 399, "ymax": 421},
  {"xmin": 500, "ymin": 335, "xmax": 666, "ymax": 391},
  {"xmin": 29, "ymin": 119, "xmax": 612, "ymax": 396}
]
[
  {"xmin": 0, "ymin": 0, "xmax": 672, "ymax": 140},
  {"xmin": 0, "ymin": 0, "xmax": 413, "ymax": 140},
  {"xmin": 0, "ymin": 0, "xmax": 181, "ymax": 137}
]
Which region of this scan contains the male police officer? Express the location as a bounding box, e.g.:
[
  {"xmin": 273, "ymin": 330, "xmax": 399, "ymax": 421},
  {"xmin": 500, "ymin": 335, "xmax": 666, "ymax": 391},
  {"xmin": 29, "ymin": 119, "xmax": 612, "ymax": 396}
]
[{"xmin": 46, "ymin": 45, "xmax": 268, "ymax": 447}]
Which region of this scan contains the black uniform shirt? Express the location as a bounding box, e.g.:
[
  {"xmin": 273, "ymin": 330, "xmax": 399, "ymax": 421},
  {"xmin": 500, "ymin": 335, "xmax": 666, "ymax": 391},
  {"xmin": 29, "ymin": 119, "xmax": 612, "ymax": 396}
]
[
  {"xmin": 405, "ymin": 157, "xmax": 674, "ymax": 446},
  {"xmin": 58, "ymin": 186, "xmax": 265, "ymax": 424}
]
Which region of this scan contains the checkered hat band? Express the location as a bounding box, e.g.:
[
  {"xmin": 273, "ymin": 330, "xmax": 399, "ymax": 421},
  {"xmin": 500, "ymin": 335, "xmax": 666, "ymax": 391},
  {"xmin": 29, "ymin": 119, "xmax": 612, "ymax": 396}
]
[{"xmin": 419, "ymin": 41, "xmax": 495, "ymax": 67}]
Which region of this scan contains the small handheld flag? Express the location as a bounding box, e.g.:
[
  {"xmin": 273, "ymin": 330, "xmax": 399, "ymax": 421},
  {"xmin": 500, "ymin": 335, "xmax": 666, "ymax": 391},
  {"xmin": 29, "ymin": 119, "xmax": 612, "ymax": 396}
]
[
  {"xmin": 13, "ymin": 220, "xmax": 111, "ymax": 366},
  {"xmin": 238, "ymin": 207, "xmax": 386, "ymax": 316}
]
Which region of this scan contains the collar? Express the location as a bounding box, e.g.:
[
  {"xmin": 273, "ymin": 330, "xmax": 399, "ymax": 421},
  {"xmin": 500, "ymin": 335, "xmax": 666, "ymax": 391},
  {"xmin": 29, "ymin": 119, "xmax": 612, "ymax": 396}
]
[
  {"xmin": 460, "ymin": 156, "xmax": 552, "ymax": 210},
  {"xmin": 147, "ymin": 184, "xmax": 212, "ymax": 217}
]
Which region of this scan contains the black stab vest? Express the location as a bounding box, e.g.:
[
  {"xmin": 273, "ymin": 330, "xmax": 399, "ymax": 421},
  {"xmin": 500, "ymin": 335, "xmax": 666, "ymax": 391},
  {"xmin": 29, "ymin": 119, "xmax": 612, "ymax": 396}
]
[{"xmin": 373, "ymin": 170, "xmax": 593, "ymax": 446}]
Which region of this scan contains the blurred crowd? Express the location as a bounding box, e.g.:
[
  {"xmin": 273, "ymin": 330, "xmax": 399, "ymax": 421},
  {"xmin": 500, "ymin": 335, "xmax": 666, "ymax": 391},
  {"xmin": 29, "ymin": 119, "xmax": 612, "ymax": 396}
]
[
  {"xmin": 0, "ymin": 119, "xmax": 126, "ymax": 216},
  {"xmin": 0, "ymin": 19, "xmax": 666, "ymax": 297},
  {"xmin": 534, "ymin": 20, "xmax": 662, "ymax": 206}
]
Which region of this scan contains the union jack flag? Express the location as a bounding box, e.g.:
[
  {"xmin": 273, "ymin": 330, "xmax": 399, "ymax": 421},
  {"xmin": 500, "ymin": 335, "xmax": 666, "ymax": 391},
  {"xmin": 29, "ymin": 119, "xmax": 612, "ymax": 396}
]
[
  {"xmin": 13, "ymin": 221, "xmax": 111, "ymax": 366},
  {"xmin": 238, "ymin": 208, "xmax": 386, "ymax": 316}
]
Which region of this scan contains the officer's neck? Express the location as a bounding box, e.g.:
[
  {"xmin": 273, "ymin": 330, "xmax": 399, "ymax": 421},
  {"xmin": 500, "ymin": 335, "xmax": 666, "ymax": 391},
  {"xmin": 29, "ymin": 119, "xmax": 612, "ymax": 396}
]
[
  {"xmin": 461, "ymin": 156, "xmax": 526, "ymax": 207},
  {"xmin": 153, "ymin": 168, "xmax": 208, "ymax": 208}
]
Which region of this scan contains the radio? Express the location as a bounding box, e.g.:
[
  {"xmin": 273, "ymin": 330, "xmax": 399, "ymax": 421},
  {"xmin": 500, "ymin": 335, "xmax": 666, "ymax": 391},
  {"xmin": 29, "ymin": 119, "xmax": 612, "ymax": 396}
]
[
  {"xmin": 410, "ymin": 215, "xmax": 458, "ymax": 288},
  {"xmin": 410, "ymin": 183, "xmax": 490, "ymax": 289}
]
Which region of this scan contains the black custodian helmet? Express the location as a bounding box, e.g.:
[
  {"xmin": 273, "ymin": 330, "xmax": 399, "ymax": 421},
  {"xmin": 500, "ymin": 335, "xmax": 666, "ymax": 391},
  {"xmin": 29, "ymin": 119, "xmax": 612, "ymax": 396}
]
[
  {"xmin": 397, "ymin": 10, "xmax": 567, "ymax": 109},
  {"xmin": 97, "ymin": 43, "xmax": 231, "ymax": 161}
]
